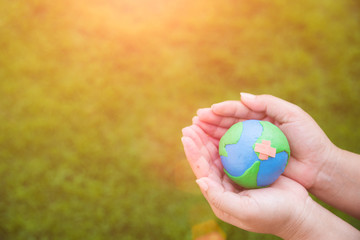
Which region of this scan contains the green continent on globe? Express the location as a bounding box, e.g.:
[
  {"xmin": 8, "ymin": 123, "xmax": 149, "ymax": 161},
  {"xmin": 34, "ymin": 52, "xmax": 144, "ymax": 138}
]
[
  {"xmin": 254, "ymin": 121, "xmax": 291, "ymax": 157},
  {"xmin": 224, "ymin": 161, "xmax": 261, "ymax": 189},
  {"xmin": 219, "ymin": 120, "xmax": 290, "ymax": 189},
  {"xmin": 219, "ymin": 122, "xmax": 243, "ymax": 157}
]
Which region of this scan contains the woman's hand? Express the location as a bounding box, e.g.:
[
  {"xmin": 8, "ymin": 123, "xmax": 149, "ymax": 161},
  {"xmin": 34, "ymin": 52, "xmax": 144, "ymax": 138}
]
[
  {"xmin": 181, "ymin": 94, "xmax": 360, "ymax": 238},
  {"xmin": 192, "ymin": 93, "xmax": 360, "ymax": 218},
  {"xmin": 181, "ymin": 124, "xmax": 312, "ymax": 238},
  {"xmin": 193, "ymin": 93, "xmax": 335, "ymax": 190}
]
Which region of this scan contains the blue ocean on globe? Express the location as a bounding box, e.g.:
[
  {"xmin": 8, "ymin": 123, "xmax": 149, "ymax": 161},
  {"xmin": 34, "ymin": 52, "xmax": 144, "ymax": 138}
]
[{"xmin": 220, "ymin": 120, "xmax": 289, "ymax": 187}]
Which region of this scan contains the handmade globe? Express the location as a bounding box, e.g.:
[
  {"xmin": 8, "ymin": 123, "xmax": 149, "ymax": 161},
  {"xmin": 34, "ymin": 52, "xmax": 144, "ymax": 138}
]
[{"xmin": 219, "ymin": 120, "xmax": 290, "ymax": 188}]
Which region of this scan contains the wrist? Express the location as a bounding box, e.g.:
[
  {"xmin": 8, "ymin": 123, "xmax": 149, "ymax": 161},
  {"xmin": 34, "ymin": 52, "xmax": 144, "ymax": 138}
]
[
  {"xmin": 308, "ymin": 143, "xmax": 340, "ymax": 195},
  {"xmin": 276, "ymin": 196, "xmax": 317, "ymax": 240},
  {"xmin": 311, "ymin": 145, "xmax": 360, "ymax": 218},
  {"xmin": 277, "ymin": 196, "xmax": 360, "ymax": 240}
]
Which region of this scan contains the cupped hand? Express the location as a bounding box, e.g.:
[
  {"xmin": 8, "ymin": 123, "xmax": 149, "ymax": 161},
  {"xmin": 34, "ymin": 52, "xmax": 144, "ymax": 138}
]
[
  {"xmin": 181, "ymin": 124, "xmax": 312, "ymax": 237},
  {"xmin": 193, "ymin": 93, "xmax": 336, "ymax": 190}
]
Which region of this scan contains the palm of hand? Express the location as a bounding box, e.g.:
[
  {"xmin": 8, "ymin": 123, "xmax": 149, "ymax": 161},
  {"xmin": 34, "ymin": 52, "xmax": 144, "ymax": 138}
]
[{"xmin": 182, "ymin": 121, "xmax": 310, "ymax": 235}]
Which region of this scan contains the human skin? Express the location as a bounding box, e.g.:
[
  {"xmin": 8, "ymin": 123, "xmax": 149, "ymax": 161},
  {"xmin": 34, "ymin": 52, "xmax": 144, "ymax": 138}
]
[{"xmin": 181, "ymin": 93, "xmax": 360, "ymax": 239}]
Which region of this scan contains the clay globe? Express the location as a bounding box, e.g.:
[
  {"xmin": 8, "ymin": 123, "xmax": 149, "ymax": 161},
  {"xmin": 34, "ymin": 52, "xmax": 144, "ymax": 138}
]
[{"xmin": 219, "ymin": 120, "xmax": 290, "ymax": 188}]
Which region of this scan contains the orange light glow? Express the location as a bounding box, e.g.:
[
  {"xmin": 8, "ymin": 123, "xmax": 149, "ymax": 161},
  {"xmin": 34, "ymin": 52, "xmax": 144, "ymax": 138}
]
[{"xmin": 192, "ymin": 220, "xmax": 226, "ymax": 240}]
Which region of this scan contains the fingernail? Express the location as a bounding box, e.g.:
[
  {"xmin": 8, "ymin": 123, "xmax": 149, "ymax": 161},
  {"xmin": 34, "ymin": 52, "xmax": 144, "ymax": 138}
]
[
  {"xmin": 240, "ymin": 92, "xmax": 256, "ymax": 100},
  {"xmin": 196, "ymin": 178, "xmax": 209, "ymax": 192}
]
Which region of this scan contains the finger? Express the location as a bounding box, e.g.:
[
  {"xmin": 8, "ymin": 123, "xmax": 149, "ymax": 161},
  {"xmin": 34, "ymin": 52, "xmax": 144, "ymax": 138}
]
[
  {"xmin": 197, "ymin": 108, "xmax": 241, "ymax": 128},
  {"xmin": 187, "ymin": 126, "xmax": 225, "ymax": 179},
  {"xmin": 211, "ymin": 100, "xmax": 266, "ymax": 120},
  {"xmin": 181, "ymin": 137, "xmax": 210, "ymax": 178},
  {"xmin": 208, "ymin": 169, "xmax": 241, "ymax": 193},
  {"xmin": 182, "ymin": 125, "xmax": 224, "ymax": 181},
  {"xmin": 191, "ymin": 156, "xmax": 211, "ymax": 179},
  {"xmin": 193, "ymin": 116, "xmax": 228, "ymax": 140},
  {"xmin": 189, "ymin": 124, "xmax": 219, "ymax": 155},
  {"xmin": 195, "ymin": 178, "xmax": 251, "ymax": 230},
  {"xmin": 213, "ymin": 158, "xmax": 223, "ymax": 171},
  {"xmin": 182, "ymin": 126, "xmax": 203, "ymax": 149},
  {"xmin": 182, "ymin": 124, "xmax": 218, "ymax": 161},
  {"xmin": 182, "ymin": 126, "xmax": 220, "ymax": 175},
  {"xmin": 196, "ymin": 177, "xmax": 254, "ymax": 222},
  {"xmin": 240, "ymin": 93, "xmax": 305, "ymax": 124},
  {"xmin": 181, "ymin": 136, "xmax": 202, "ymax": 163}
]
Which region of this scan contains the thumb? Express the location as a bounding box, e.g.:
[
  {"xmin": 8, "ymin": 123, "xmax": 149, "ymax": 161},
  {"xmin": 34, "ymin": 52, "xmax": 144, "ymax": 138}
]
[
  {"xmin": 196, "ymin": 177, "xmax": 254, "ymax": 221},
  {"xmin": 240, "ymin": 93, "xmax": 305, "ymax": 124}
]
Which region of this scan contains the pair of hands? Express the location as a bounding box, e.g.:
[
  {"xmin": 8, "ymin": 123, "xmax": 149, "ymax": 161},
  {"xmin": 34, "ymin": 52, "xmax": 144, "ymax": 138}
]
[{"xmin": 181, "ymin": 93, "xmax": 346, "ymax": 238}]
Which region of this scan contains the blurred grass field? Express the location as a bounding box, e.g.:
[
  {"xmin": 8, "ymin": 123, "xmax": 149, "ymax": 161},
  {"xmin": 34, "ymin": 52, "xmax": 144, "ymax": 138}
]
[{"xmin": 0, "ymin": 0, "xmax": 359, "ymax": 239}]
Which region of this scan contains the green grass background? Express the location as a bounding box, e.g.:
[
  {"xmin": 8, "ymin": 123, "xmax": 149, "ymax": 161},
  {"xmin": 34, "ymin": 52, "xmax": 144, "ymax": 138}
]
[{"xmin": 1, "ymin": 0, "xmax": 359, "ymax": 239}]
